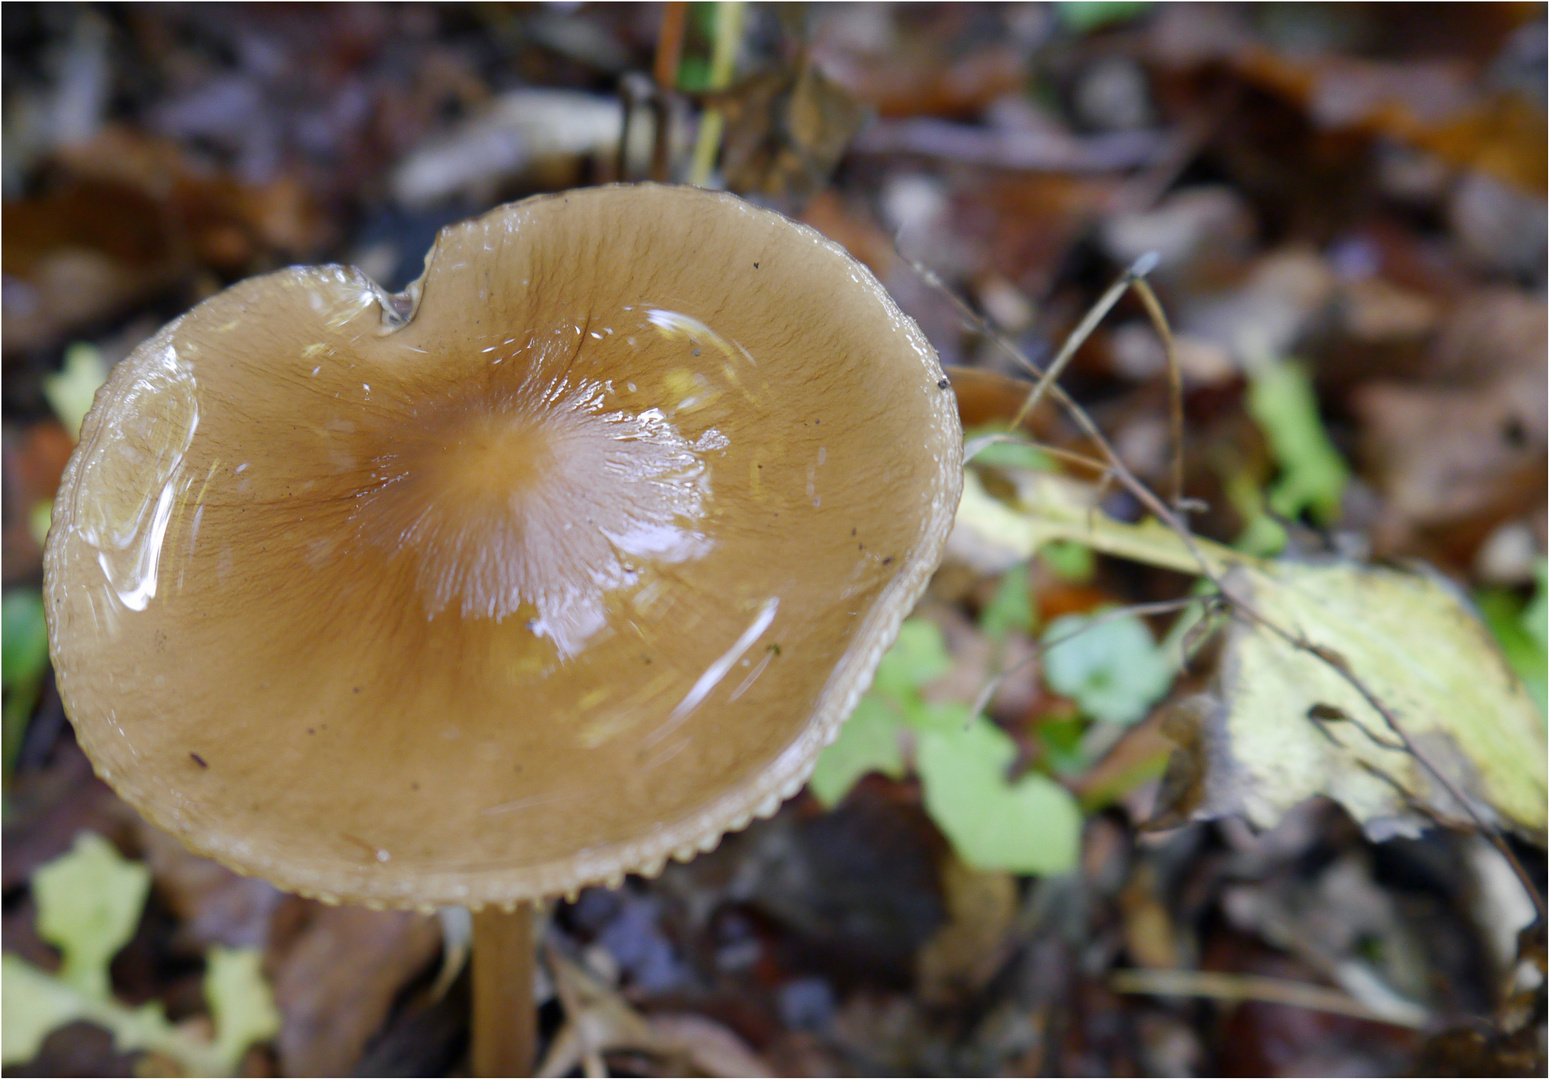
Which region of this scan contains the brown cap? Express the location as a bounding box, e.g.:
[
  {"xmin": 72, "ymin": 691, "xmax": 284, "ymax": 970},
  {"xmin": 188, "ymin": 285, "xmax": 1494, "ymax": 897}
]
[{"xmin": 45, "ymin": 184, "xmax": 963, "ymax": 909}]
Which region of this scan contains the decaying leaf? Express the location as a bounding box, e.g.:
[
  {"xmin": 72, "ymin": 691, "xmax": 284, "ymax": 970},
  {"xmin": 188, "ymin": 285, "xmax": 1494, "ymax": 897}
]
[
  {"xmin": 949, "ymin": 468, "xmax": 1218, "ymax": 579},
  {"xmin": 540, "ymin": 947, "xmax": 771, "ymax": 1077},
  {"xmin": 915, "ymin": 856, "xmax": 1017, "ymax": 1005},
  {"xmin": 1161, "ymin": 560, "xmax": 1547, "ymax": 841},
  {"xmin": 715, "ymin": 59, "xmax": 869, "ymax": 206},
  {"xmin": 954, "ymin": 455, "xmax": 1545, "ymax": 842},
  {"xmin": 271, "ymin": 904, "xmax": 441, "ymax": 1077}
]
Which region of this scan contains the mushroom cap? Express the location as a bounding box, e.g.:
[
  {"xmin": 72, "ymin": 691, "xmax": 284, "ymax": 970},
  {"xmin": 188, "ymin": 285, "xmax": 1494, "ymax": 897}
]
[{"xmin": 44, "ymin": 185, "xmax": 963, "ymax": 909}]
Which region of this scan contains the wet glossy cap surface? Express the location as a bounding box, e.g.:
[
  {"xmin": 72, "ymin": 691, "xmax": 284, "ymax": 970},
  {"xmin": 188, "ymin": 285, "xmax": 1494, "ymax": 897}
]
[{"xmin": 44, "ymin": 185, "xmax": 963, "ymax": 908}]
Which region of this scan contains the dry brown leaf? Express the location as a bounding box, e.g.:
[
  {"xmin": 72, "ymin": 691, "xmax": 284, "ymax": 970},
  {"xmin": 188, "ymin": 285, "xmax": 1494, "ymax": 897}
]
[
  {"xmin": 540, "ymin": 949, "xmax": 772, "ymax": 1078},
  {"xmin": 269, "ymin": 904, "xmax": 440, "ymax": 1076},
  {"xmin": 916, "ymin": 855, "xmax": 1017, "ymax": 1005},
  {"xmin": 717, "ymin": 60, "xmax": 868, "ymax": 207}
]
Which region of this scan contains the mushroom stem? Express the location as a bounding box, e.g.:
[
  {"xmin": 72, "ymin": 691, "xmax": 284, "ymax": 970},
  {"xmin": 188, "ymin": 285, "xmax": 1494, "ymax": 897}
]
[{"xmin": 471, "ymin": 902, "xmax": 537, "ymax": 1076}]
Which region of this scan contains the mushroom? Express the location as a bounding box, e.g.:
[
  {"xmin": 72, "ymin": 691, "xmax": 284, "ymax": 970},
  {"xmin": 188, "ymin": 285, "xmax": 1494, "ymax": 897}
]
[{"xmin": 44, "ymin": 184, "xmax": 963, "ymax": 1072}]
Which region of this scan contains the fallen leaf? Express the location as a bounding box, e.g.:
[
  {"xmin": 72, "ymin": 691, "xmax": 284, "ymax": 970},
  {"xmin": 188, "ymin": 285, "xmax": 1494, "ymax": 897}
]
[
  {"xmin": 948, "ymin": 468, "xmax": 1224, "ymax": 578},
  {"xmin": 917, "ymin": 716, "xmax": 1083, "ymax": 875},
  {"xmin": 2, "ymin": 420, "xmax": 75, "ymax": 585},
  {"xmin": 541, "ymin": 948, "xmax": 772, "ymax": 1077},
  {"xmin": 916, "ymin": 856, "xmax": 1017, "ymax": 1004},
  {"xmin": 1160, "ymin": 560, "xmax": 1548, "ymax": 841},
  {"xmin": 809, "ymin": 695, "xmax": 905, "ymax": 808},
  {"xmin": 270, "ymin": 903, "xmax": 440, "ymax": 1077},
  {"xmin": 33, "ymin": 832, "xmax": 150, "ymax": 999},
  {"xmin": 716, "ymin": 59, "xmax": 869, "ymax": 207}
]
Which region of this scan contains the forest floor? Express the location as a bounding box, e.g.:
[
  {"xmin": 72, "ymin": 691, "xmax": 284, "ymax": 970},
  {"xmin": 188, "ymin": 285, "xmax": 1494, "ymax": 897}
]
[{"xmin": 3, "ymin": 4, "xmax": 1546, "ymax": 1076}]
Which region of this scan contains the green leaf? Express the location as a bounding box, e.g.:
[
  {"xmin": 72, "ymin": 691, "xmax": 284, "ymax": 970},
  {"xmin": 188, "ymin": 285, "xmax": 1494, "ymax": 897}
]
[
  {"xmin": 810, "ymin": 695, "xmax": 905, "ymax": 807},
  {"xmin": 1038, "ymin": 711, "xmax": 1089, "ymax": 776},
  {"xmin": 900, "ymin": 697, "xmax": 974, "ymax": 734},
  {"xmin": 917, "ymin": 718, "xmax": 1082, "ymax": 875},
  {"xmin": 43, "ymin": 342, "xmax": 109, "ymax": 440},
  {"xmin": 1057, "ymin": 1, "xmax": 1153, "ymax": 34},
  {"xmin": 981, "ymin": 564, "xmax": 1035, "ymax": 641},
  {"xmin": 1245, "ymin": 359, "xmax": 1349, "ymax": 525},
  {"xmin": 33, "ymin": 832, "xmax": 151, "ymax": 999},
  {"xmin": 872, "ymin": 619, "xmax": 953, "ymax": 699},
  {"xmin": 1040, "ymin": 540, "xmax": 1095, "ymax": 583},
  {"xmin": 1170, "ymin": 561, "xmax": 1548, "ymax": 839},
  {"xmin": 3, "ymin": 589, "xmax": 51, "ymax": 773},
  {"xmin": 2, "ymin": 590, "xmax": 49, "ymax": 690},
  {"xmin": 967, "ymin": 430, "xmax": 1056, "ymax": 472},
  {"xmin": 1524, "ymin": 560, "xmax": 1547, "ymax": 653},
  {"xmin": 6, "ymin": 840, "xmax": 279, "ymax": 1075},
  {"xmin": 206, "ymin": 947, "xmax": 282, "ymax": 1069},
  {"xmin": 1, "ymin": 951, "xmax": 248, "ymax": 1076},
  {"xmin": 1478, "ymin": 587, "xmax": 1548, "ymax": 717},
  {"xmin": 1, "ymin": 953, "xmax": 88, "ymax": 1065},
  {"xmin": 1043, "ymin": 611, "xmax": 1174, "ymax": 725}
]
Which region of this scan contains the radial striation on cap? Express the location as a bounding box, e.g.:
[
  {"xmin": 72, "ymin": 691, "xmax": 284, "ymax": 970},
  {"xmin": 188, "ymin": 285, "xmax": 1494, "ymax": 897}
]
[{"xmin": 44, "ymin": 184, "xmax": 964, "ymax": 908}]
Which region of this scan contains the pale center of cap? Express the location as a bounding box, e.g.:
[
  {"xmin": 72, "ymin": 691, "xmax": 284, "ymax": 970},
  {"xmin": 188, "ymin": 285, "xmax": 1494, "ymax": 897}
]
[{"xmin": 357, "ymin": 367, "xmax": 717, "ymax": 656}]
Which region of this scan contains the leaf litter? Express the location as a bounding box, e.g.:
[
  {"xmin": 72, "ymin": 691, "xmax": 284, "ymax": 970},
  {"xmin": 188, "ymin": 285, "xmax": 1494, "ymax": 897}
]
[{"xmin": 4, "ymin": 3, "xmax": 1546, "ymax": 1076}]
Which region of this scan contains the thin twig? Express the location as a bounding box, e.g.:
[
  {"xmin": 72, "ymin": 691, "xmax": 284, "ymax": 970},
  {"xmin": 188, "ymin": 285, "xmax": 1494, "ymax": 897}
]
[
  {"xmin": 650, "ymin": 1, "xmax": 689, "ymax": 183},
  {"xmin": 1013, "ymin": 253, "xmax": 1158, "ymax": 431},
  {"xmin": 1130, "ymin": 277, "xmax": 1186, "ymax": 515},
  {"xmin": 1111, "ymin": 968, "xmax": 1429, "ymax": 1030},
  {"xmin": 652, "ymin": 1, "xmax": 688, "ymax": 89}
]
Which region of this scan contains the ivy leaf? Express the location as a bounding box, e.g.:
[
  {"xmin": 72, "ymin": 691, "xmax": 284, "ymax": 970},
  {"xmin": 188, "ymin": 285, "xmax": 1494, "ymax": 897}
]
[
  {"xmin": 5, "ymin": 837, "xmax": 279, "ymax": 1075},
  {"xmin": 809, "ymin": 696, "xmax": 905, "ymax": 807},
  {"xmin": 1042, "ymin": 611, "xmax": 1174, "ymax": 725},
  {"xmin": 1, "ymin": 954, "xmax": 87, "ymax": 1065},
  {"xmin": 207, "ymin": 947, "xmax": 283, "ymax": 1069},
  {"xmin": 33, "ymin": 833, "xmax": 151, "ymax": 1000},
  {"xmin": 917, "ymin": 718, "xmax": 1082, "ymax": 875}
]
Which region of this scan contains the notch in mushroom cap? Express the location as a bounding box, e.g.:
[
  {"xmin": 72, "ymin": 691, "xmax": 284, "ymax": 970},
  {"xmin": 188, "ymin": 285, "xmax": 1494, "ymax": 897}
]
[{"xmin": 44, "ymin": 184, "xmax": 964, "ymax": 910}]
